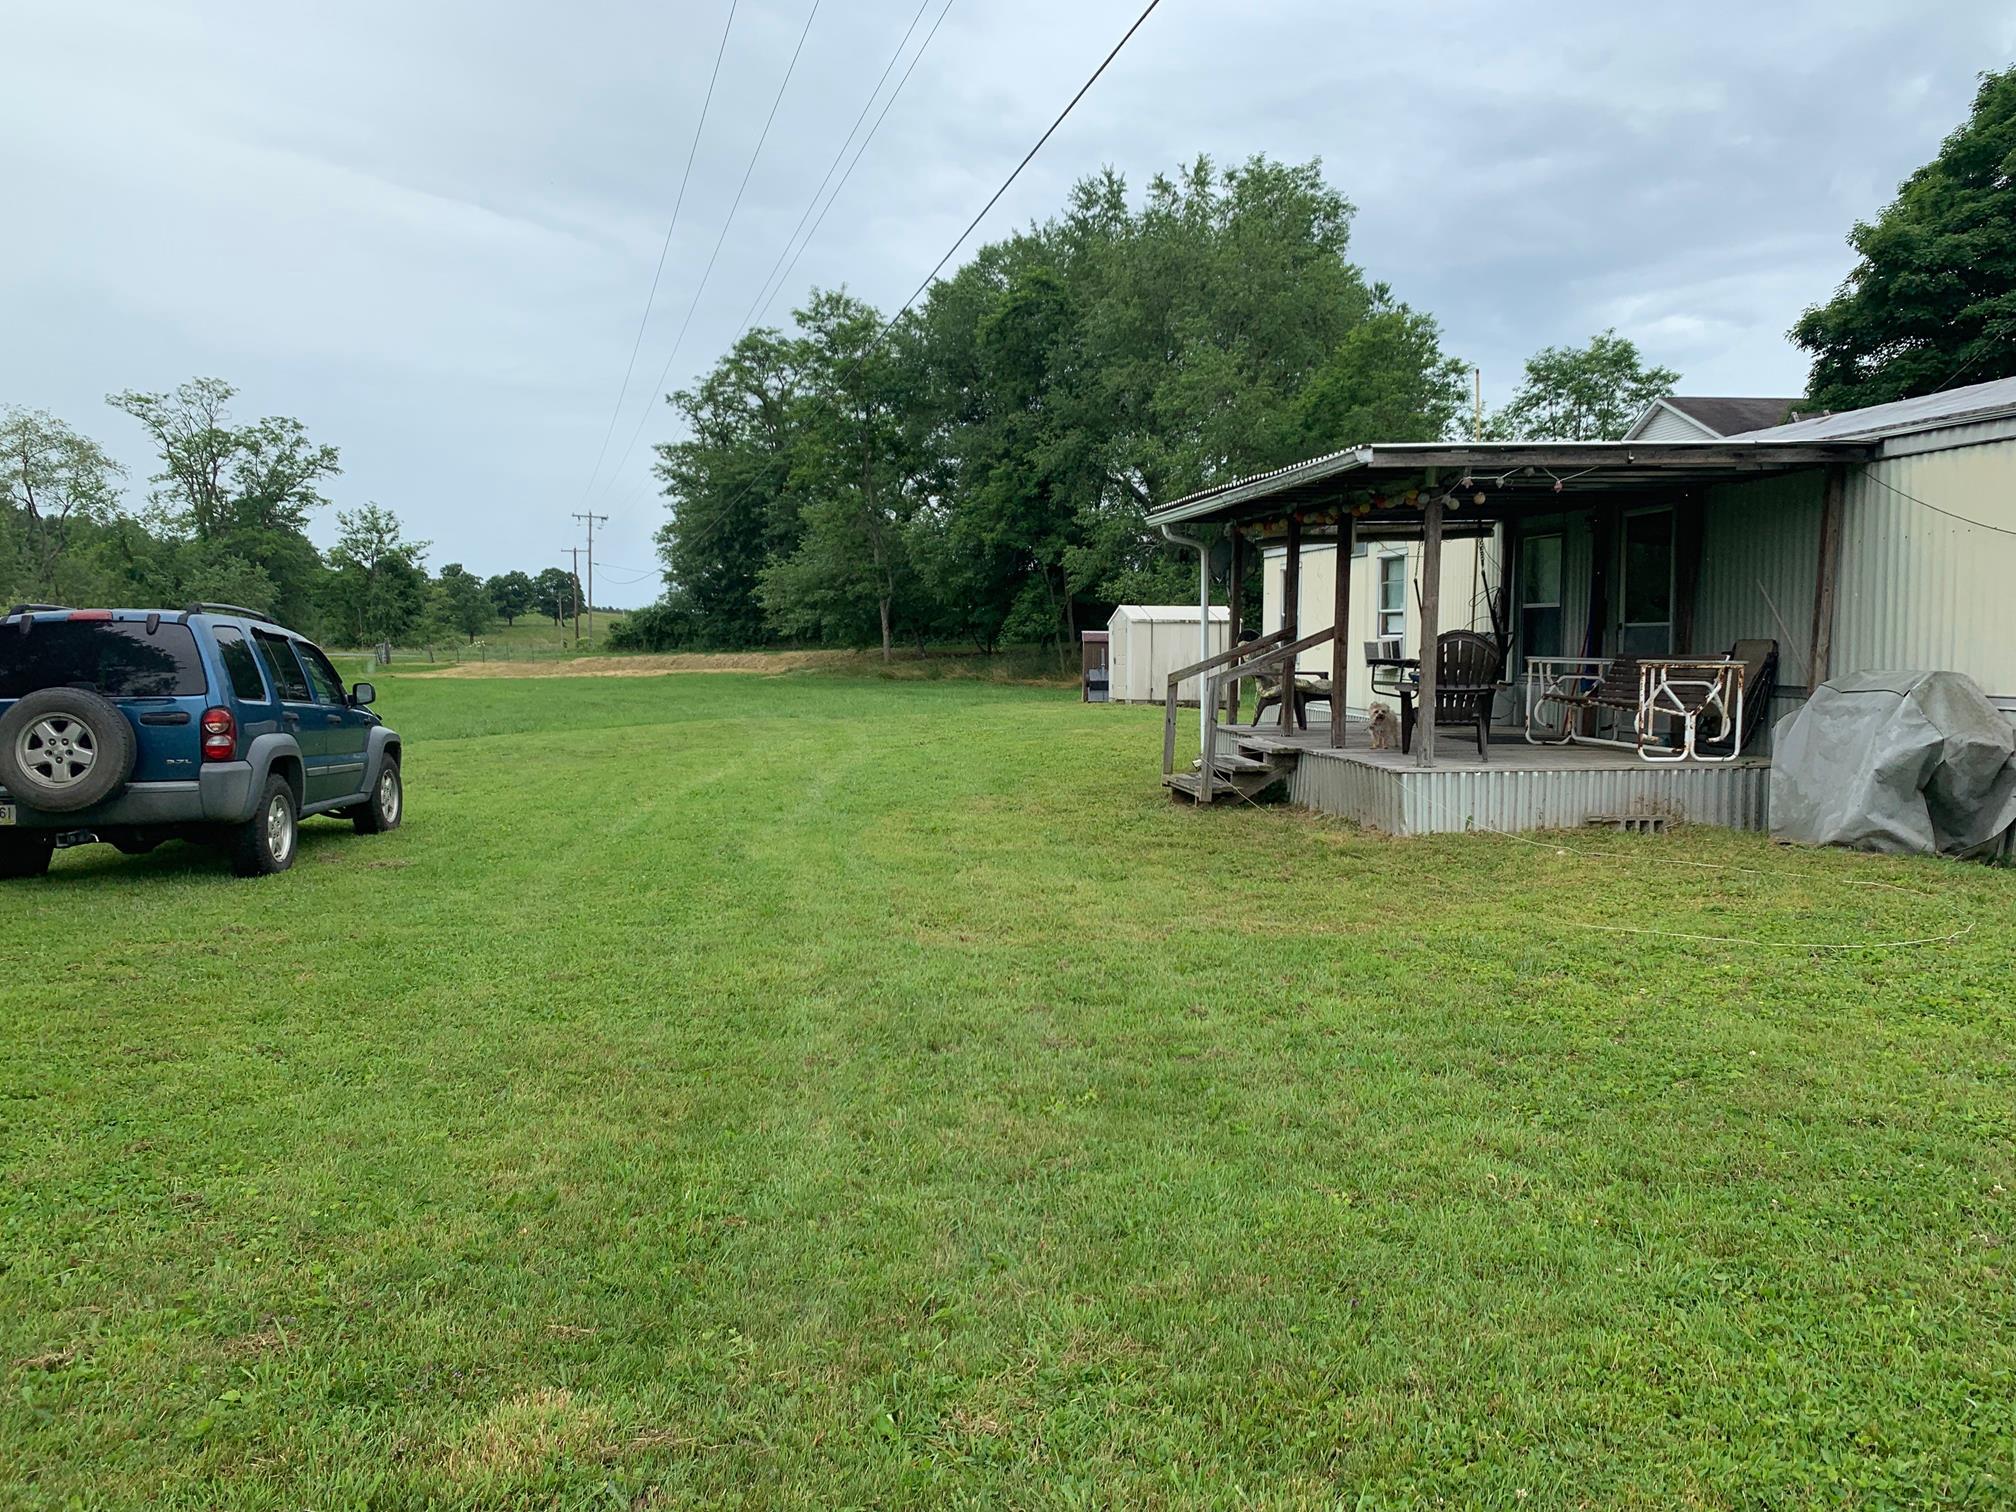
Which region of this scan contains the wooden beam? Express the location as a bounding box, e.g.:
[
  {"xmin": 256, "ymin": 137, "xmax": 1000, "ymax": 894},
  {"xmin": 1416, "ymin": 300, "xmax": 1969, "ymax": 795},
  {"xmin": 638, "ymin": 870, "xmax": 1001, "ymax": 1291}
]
[
  {"xmin": 1810, "ymin": 463, "xmax": 1846, "ymax": 687},
  {"xmin": 1280, "ymin": 516, "xmax": 1302, "ymax": 734},
  {"xmin": 1330, "ymin": 514, "xmax": 1353, "ymax": 747},
  {"xmin": 1416, "ymin": 491, "xmax": 1443, "ymax": 767},
  {"xmin": 1226, "ymin": 530, "xmax": 1245, "ymax": 723}
]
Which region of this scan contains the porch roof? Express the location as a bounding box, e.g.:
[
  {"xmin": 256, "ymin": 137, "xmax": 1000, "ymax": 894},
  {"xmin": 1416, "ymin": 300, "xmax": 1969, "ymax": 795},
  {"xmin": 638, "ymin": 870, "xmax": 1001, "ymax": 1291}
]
[{"xmin": 1144, "ymin": 439, "xmax": 1876, "ymax": 530}]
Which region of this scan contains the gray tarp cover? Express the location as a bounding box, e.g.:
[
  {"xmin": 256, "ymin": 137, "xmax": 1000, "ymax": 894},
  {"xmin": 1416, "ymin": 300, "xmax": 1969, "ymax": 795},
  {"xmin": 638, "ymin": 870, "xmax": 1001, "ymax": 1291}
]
[{"xmin": 1770, "ymin": 671, "xmax": 2016, "ymax": 856}]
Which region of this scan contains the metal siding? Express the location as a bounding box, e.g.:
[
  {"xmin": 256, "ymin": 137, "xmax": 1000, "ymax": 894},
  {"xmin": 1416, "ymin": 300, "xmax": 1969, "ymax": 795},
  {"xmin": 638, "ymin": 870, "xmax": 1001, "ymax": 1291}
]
[
  {"xmin": 1284, "ymin": 753, "xmax": 1769, "ymax": 835},
  {"xmin": 1693, "ymin": 471, "xmax": 1823, "ymax": 680},
  {"xmin": 1831, "ymin": 438, "xmax": 2016, "ymax": 700}
]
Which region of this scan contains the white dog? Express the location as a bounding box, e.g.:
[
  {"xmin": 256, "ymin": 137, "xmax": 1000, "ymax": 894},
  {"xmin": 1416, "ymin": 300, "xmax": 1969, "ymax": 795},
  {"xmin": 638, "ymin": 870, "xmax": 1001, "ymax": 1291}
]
[{"xmin": 1367, "ymin": 701, "xmax": 1398, "ymax": 750}]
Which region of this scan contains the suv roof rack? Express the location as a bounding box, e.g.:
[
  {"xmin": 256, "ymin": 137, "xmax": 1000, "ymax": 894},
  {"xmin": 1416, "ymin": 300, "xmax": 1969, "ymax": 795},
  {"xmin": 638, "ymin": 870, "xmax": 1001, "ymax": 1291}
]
[
  {"xmin": 182, "ymin": 602, "xmax": 277, "ymax": 624},
  {"xmin": 5, "ymin": 603, "xmax": 71, "ymax": 617}
]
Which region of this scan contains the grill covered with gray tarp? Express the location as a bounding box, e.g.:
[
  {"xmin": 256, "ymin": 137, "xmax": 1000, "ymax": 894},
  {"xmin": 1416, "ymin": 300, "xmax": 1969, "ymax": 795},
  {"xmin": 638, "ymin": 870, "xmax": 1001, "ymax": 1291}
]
[{"xmin": 1770, "ymin": 671, "xmax": 2016, "ymax": 857}]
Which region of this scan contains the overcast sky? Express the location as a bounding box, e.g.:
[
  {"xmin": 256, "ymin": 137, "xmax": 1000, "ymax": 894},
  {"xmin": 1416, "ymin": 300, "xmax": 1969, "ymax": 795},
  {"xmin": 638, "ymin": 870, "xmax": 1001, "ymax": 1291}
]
[{"xmin": 5, "ymin": 1, "xmax": 2011, "ymax": 597}]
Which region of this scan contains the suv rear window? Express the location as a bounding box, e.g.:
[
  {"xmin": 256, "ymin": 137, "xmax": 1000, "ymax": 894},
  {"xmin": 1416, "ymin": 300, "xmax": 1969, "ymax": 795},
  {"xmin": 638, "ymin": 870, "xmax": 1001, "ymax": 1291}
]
[{"xmin": 0, "ymin": 620, "xmax": 206, "ymax": 700}]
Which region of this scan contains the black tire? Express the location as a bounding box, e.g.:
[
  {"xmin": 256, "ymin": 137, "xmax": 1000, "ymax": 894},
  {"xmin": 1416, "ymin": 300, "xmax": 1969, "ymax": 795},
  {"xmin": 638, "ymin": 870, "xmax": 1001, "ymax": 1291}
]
[
  {"xmin": 353, "ymin": 757, "xmax": 402, "ymax": 834},
  {"xmin": 0, "ymin": 834, "xmax": 55, "ymax": 880},
  {"xmin": 0, "ymin": 688, "xmax": 136, "ymax": 813},
  {"xmin": 226, "ymin": 775, "xmax": 298, "ymax": 877}
]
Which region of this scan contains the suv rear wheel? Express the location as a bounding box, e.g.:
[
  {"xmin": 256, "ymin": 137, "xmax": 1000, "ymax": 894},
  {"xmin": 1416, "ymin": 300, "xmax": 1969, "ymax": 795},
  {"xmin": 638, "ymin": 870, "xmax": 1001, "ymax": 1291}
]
[
  {"xmin": 353, "ymin": 757, "xmax": 402, "ymax": 834},
  {"xmin": 226, "ymin": 775, "xmax": 298, "ymax": 877},
  {"xmin": 0, "ymin": 834, "xmax": 55, "ymax": 879}
]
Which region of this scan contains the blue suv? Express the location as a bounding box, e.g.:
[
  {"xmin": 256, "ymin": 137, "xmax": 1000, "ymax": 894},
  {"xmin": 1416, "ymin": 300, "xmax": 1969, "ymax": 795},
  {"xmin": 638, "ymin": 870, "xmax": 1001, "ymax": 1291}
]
[{"xmin": 0, "ymin": 604, "xmax": 403, "ymax": 878}]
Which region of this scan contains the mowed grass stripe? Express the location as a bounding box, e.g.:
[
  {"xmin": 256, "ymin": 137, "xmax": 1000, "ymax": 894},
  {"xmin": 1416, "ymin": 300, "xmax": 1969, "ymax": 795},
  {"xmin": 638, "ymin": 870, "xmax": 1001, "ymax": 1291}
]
[{"xmin": 2, "ymin": 672, "xmax": 2011, "ymax": 1506}]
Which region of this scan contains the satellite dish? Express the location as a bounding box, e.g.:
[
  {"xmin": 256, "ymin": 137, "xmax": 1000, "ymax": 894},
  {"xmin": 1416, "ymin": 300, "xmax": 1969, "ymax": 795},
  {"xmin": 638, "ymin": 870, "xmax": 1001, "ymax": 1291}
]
[{"xmin": 1208, "ymin": 538, "xmax": 1233, "ymax": 577}]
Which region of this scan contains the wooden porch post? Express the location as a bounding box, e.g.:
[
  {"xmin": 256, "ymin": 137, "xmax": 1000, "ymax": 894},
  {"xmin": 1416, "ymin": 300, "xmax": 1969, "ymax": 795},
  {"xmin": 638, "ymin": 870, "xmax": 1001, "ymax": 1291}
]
[
  {"xmin": 1415, "ymin": 486, "xmax": 1443, "ymax": 767},
  {"xmin": 1226, "ymin": 530, "xmax": 1245, "ymax": 723},
  {"xmin": 1330, "ymin": 514, "xmax": 1354, "ymax": 747},
  {"xmin": 1280, "ymin": 516, "xmax": 1302, "ymax": 734},
  {"xmin": 1810, "ymin": 463, "xmax": 1846, "ymax": 688}
]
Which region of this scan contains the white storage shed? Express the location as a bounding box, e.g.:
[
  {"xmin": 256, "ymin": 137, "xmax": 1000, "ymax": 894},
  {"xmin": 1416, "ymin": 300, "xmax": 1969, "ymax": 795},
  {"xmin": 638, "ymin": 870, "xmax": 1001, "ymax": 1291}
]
[{"xmin": 1106, "ymin": 604, "xmax": 1232, "ymax": 704}]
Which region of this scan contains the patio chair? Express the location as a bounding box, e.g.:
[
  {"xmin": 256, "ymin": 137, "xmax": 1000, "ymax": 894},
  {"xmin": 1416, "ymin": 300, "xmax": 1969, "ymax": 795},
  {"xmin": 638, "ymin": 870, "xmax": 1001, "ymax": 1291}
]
[
  {"xmin": 1400, "ymin": 630, "xmax": 1504, "ymax": 761},
  {"xmin": 1528, "ymin": 639, "xmax": 1777, "ymax": 761}
]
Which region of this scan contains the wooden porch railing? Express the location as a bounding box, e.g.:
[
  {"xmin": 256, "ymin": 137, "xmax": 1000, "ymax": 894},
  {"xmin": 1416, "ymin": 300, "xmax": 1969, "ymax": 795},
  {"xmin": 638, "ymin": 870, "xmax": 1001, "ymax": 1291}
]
[
  {"xmin": 1165, "ymin": 625, "xmax": 1338, "ymax": 803},
  {"xmin": 1162, "ymin": 627, "xmax": 1290, "ymax": 778}
]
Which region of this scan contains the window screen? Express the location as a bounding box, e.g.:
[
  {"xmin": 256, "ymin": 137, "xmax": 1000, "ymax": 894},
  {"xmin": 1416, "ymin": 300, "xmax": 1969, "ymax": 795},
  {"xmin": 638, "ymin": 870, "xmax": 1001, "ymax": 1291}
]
[
  {"xmin": 253, "ymin": 630, "xmax": 312, "ymax": 702},
  {"xmin": 212, "ymin": 627, "xmax": 268, "ymax": 702}
]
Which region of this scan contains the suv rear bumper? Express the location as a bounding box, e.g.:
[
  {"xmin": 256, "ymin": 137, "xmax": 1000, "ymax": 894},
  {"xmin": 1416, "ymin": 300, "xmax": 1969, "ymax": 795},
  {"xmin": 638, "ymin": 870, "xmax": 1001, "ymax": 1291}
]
[{"xmin": 0, "ymin": 763, "xmax": 258, "ymax": 830}]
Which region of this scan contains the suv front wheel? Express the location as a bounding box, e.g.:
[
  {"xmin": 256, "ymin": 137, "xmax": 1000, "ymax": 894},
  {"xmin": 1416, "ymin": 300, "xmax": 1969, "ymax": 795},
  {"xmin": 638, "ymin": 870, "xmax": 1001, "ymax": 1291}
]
[
  {"xmin": 227, "ymin": 775, "xmax": 298, "ymax": 877},
  {"xmin": 352, "ymin": 756, "xmax": 402, "ymax": 834}
]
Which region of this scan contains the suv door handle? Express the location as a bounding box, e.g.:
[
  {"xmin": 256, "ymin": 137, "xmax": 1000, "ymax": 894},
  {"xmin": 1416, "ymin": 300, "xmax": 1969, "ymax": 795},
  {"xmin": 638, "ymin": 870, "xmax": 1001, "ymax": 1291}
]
[
  {"xmin": 324, "ymin": 713, "xmax": 343, "ymax": 726},
  {"xmin": 283, "ymin": 713, "xmax": 300, "ymax": 731}
]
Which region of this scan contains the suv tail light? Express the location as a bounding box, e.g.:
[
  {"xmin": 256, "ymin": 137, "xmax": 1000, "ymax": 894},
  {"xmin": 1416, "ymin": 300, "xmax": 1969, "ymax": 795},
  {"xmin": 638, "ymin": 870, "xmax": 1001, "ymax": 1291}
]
[{"xmin": 200, "ymin": 707, "xmax": 237, "ymax": 762}]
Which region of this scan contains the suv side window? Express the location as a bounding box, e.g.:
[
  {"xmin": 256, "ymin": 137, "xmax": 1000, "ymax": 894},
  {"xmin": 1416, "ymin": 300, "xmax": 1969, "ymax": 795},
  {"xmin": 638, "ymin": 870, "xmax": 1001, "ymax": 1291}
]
[
  {"xmin": 212, "ymin": 627, "xmax": 268, "ymax": 702},
  {"xmin": 253, "ymin": 629, "xmax": 312, "ymax": 703},
  {"xmin": 296, "ymin": 641, "xmax": 348, "ymax": 705}
]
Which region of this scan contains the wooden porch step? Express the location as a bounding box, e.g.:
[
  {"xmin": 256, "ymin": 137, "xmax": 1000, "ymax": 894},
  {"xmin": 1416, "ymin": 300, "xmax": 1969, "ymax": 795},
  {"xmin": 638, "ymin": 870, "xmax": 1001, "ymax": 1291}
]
[
  {"xmin": 1165, "ymin": 757, "xmax": 1291, "ymax": 804},
  {"xmin": 1232, "ymin": 734, "xmax": 1306, "ymax": 758}
]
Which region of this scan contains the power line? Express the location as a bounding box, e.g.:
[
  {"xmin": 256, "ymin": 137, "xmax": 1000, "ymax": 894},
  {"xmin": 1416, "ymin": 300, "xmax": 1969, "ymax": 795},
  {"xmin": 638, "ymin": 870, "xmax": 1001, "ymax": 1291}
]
[
  {"xmin": 576, "ymin": 0, "xmax": 740, "ymax": 509},
  {"xmin": 738, "ymin": 0, "xmax": 955, "ymax": 337},
  {"xmin": 615, "ymin": 0, "xmax": 957, "ymax": 520},
  {"xmin": 868, "ymin": 0, "xmax": 1163, "ymax": 349},
  {"xmin": 592, "ymin": 0, "xmax": 825, "ymax": 508},
  {"xmin": 657, "ymin": 0, "xmax": 1165, "ymax": 568}
]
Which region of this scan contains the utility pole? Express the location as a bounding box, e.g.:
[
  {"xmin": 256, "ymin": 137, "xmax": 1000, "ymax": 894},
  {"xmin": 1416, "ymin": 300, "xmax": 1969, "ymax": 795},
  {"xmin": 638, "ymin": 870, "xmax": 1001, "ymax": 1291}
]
[
  {"xmin": 572, "ymin": 511, "xmax": 609, "ymax": 648},
  {"xmin": 567, "ymin": 547, "xmax": 581, "ymax": 645}
]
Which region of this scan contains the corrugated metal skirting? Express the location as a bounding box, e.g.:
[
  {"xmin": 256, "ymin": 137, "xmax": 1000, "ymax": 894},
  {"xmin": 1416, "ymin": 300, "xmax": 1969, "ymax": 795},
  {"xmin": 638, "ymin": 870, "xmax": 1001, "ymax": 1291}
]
[{"xmin": 1284, "ymin": 753, "xmax": 1771, "ymax": 835}]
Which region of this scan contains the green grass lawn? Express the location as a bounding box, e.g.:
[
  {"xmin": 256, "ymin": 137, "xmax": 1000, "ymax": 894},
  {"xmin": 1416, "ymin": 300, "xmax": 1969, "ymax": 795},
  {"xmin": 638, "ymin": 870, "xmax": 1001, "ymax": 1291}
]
[{"xmin": 3, "ymin": 672, "xmax": 2012, "ymax": 1507}]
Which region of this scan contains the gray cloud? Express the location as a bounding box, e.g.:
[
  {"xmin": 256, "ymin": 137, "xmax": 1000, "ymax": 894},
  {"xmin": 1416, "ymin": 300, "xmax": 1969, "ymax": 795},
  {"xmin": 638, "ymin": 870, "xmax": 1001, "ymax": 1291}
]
[{"xmin": 4, "ymin": 0, "xmax": 2011, "ymax": 593}]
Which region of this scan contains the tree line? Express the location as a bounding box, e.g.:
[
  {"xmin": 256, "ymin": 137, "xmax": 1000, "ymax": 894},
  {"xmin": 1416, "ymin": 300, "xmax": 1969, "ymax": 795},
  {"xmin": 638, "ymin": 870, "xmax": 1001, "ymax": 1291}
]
[{"xmin": 0, "ymin": 378, "xmax": 583, "ymax": 647}]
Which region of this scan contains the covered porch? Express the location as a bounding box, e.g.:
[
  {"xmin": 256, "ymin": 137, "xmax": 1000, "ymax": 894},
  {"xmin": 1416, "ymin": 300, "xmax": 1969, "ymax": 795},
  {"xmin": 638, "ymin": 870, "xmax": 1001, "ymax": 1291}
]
[{"xmin": 1147, "ymin": 437, "xmax": 1873, "ymax": 832}]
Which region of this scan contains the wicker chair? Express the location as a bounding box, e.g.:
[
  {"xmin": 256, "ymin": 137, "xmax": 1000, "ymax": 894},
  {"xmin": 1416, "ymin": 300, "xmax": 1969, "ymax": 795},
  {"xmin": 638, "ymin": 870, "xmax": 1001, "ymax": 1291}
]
[{"xmin": 1400, "ymin": 630, "xmax": 1504, "ymax": 761}]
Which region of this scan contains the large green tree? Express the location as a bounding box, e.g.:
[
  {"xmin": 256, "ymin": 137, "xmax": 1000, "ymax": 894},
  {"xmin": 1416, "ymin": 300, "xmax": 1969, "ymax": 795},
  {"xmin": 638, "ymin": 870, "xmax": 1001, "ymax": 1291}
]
[
  {"xmin": 324, "ymin": 504, "xmax": 428, "ymax": 645},
  {"xmin": 106, "ymin": 377, "xmax": 341, "ymax": 627},
  {"xmin": 1486, "ymin": 331, "xmax": 1679, "ymax": 441},
  {"xmin": 756, "ymin": 291, "xmax": 929, "ymax": 658},
  {"xmin": 487, "ymin": 569, "xmax": 534, "ymax": 627},
  {"xmin": 435, "ymin": 562, "xmax": 493, "ymax": 643},
  {"xmin": 1792, "ymin": 68, "xmax": 2016, "ymax": 409},
  {"xmin": 0, "ymin": 407, "xmax": 126, "ymax": 600},
  {"xmin": 534, "ymin": 566, "xmax": 580, "ymax": 627}
]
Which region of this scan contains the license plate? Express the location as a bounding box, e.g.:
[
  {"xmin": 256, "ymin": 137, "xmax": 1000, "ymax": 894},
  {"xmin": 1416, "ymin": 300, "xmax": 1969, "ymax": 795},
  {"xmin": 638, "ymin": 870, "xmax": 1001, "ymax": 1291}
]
[{"xmin": 0, "ymin": 805, "xmax": 14, "ymax": 826}]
